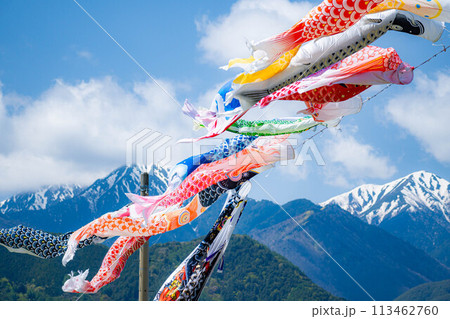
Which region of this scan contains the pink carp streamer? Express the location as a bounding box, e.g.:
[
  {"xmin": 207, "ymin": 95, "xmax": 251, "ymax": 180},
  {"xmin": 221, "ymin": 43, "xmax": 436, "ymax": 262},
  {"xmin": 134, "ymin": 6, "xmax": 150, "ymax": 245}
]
[
  {"xmin": 62, "ymin": 236, "xmax": 148, "ymax": 294},
  {"xmin": 241, "ymin": 0, "xmax": 383, "ymax": 72},
  {"xmin": 254, "ymin": 46, "xmax": 413, "ymax": 120},
  {"xmin": 126, "ymin": 136, "xmax": 294, "ymax": 221}
]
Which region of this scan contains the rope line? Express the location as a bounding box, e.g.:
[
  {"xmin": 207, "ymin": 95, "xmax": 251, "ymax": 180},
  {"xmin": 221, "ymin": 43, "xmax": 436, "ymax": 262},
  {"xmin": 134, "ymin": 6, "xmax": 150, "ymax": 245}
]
[
  {"xmin": 253, "ymin": 179, "xmax": 377, "ymax": 301},
  {"xmin": 72, "ymin": 0, "xmax": 182, "ymax": 109},
  {"xmin": 276, "ymin": 44, "xmax": 450, "ymax": 300},
  {"xmin": 363, "ymin": 44, "xmax": 450, "ymax": 103},
  {"xmin": 71, "ymin": 1, "xmax": 450, "ymax": 302},
  {"xmin": 414, "ymin": 44, "xmax": 450, "ymax": 70}
]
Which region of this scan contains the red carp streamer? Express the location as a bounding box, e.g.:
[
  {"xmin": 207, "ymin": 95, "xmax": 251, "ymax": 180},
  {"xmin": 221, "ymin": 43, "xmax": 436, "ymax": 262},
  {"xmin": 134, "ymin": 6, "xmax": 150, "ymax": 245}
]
[
  {"xmin": 246, "ymin": 0, "xmax": 383, "ymax": 71},
  {"xmin": 62, "ymin": 236, "xmax": 148, "ymax": 294}
]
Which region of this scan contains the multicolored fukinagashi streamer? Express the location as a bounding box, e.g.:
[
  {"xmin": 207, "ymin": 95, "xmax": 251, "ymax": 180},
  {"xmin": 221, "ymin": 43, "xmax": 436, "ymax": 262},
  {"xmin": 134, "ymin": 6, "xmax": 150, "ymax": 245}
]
[{"xmin": 154, "ymin": 183, "xmax": 250, "ymax": 301}]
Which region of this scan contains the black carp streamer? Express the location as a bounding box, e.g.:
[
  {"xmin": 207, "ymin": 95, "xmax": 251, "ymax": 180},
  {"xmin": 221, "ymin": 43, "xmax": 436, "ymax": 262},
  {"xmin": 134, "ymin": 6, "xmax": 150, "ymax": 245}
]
[{"xmin": 0, "ymin": 224, "xmax": 105, "ymax": 259}]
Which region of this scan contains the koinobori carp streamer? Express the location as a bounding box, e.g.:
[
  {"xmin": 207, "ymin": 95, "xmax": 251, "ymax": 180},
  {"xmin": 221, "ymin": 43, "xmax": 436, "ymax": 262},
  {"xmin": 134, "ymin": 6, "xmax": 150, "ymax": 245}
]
[
  {"xmin": 254, "ymin": 46, "xmax": 413, "ymax": 121},
  {"xmin": 167, "ymin": 135, "xmax": 257, "ymax": 193},
  {"xmin": 127, "ymin": 135, "xmax": 294, "ymax": 221},
  {"xmin": 61, "ymin": 179, "xmax": 263, "ymax": 295},
  {"xmin": 226, "ymin": 0, "xmax": 384, "ymax": 73},
  {"xmin": 230, "ymin": 9, "xmax": 442, "ymax": 106},
  {"xmin": 184, "ymin": 45, "xmax": 413, "ymax": 140},
  {"xmin": 62, "ymin": 236, "xmax": 149, "ymax": 294},
  {"xmin": 0, "ymin": 225, "xmax": 105, "ymax": 259}
]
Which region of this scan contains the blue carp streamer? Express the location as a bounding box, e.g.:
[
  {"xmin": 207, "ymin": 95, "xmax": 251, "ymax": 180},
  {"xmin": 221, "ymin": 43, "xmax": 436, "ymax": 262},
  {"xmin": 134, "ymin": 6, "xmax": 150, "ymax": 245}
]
[{"xmin": 168, "ymin": 135, "xmax": 257, "ymax": 191}]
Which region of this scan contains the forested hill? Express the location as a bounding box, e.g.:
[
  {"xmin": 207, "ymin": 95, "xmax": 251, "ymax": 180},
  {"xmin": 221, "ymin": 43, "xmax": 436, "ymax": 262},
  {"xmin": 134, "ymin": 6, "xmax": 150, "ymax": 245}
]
[
  {"xmin": 395, "ymin": 279, "xmax": 450, "ymax": 301},
  {"xmin": 0, "ymin": 234, "xmax": 341, "ymax": 301}
]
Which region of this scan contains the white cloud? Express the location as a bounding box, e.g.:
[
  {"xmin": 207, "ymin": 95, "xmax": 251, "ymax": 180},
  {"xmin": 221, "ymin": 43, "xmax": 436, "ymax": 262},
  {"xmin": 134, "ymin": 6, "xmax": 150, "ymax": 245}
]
[
  {"xmin": 278, "ymin": 160, "xmax": 310, "ymax": 181},
  {"xmin": 0, "ymin": 151, "xmax": 98, "ymax": 194},
  {"xmin": 196, "ymin": 0, "xmax": 312, "ymax": 65},
  {"xmin": 0, "ymin": 74, "xmax": 312, "ymax": 198},
  {"xmin": 0, "ymin": 77, "xmax": 196, "ymax": 196},
  {"xmin": 76, "ymin": 50, "xmax": 93, "ymax": 61},
  {"xmin": 322, "ymin": 126, "xmax": 397, "ymax": 187},
  {"xmin": 385, "ymin": 71, "xmax": 450, "ymax": 163},
  {"xmin": 193, "ymin": 83, "xmax": 222, "ymax": 109}
]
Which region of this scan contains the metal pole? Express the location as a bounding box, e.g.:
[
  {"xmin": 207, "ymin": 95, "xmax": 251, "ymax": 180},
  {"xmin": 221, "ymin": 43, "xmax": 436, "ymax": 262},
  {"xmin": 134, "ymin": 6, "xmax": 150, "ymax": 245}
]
[{"xmin": 139, "ymin": 172, "xmax": 149, "ymax": 301}]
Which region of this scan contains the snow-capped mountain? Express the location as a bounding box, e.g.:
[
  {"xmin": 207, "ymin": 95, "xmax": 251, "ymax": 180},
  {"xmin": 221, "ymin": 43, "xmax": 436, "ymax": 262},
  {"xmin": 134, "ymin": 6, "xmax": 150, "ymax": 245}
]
[
  {"xmin": 321, "ymin": 171, "xmax": 450, "ymax": 266},
  {"xmin": 0, "ymin": 184, "xmax": 83, "ymax": 214},
  {"xmin": 0, "ymin": 164, "xmax": 169, "ymax": 232},
  {"xmin": 78, "ymin": 165, "xmax": 168, "ymax": 214},
  {"xmin": 321, "ymin": 171, "xmax": 450, "ymax": 225}
]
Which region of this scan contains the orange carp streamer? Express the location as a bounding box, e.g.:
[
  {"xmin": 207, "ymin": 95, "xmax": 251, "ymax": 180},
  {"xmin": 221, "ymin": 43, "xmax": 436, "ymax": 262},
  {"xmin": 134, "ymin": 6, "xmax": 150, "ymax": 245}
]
[
  {"xmin": 61, "ymin": 196, "xmax": 204, "ymax": 266},
  {"xmin": 61, "ymin": 168, "xmax": 264, "ymax": 265}
]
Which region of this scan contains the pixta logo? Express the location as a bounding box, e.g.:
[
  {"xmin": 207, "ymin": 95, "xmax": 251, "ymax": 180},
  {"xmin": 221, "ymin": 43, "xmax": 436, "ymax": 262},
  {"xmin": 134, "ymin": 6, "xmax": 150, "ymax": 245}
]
[
  {"xmin": 278, "ymin": 136, "xmax": 326, "ymax": 167},
  {"xmin": 189, "ymin": 136, "xmax": 325, "ymax": 167},
  {"xmin": 126, "ymin": 129, "xmax": 326, "ymax": 169},
  {"xmin": 126, "ymin": 128, "xmax": 172, "ymax": 168},
  {"xmin": 294, "ymin": 139, "xmax": 325, "ymax": 166}
]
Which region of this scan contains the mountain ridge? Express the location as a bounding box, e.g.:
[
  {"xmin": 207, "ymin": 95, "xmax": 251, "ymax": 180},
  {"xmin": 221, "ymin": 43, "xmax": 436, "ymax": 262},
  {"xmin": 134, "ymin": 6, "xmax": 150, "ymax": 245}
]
[
  {"xmin": 0, "ymin": 166, "xmax": 448, "ymax": 300},
  {"xmin": 245, "ymin": 201, "xmax": 450, "ymax": 300}
]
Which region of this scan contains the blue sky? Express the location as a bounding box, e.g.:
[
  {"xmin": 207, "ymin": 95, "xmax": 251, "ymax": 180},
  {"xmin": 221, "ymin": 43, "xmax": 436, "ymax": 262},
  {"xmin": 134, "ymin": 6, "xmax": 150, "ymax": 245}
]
[{"xmin": 0, "ymin": 0, "xmax": 449, "ymax": 204}]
